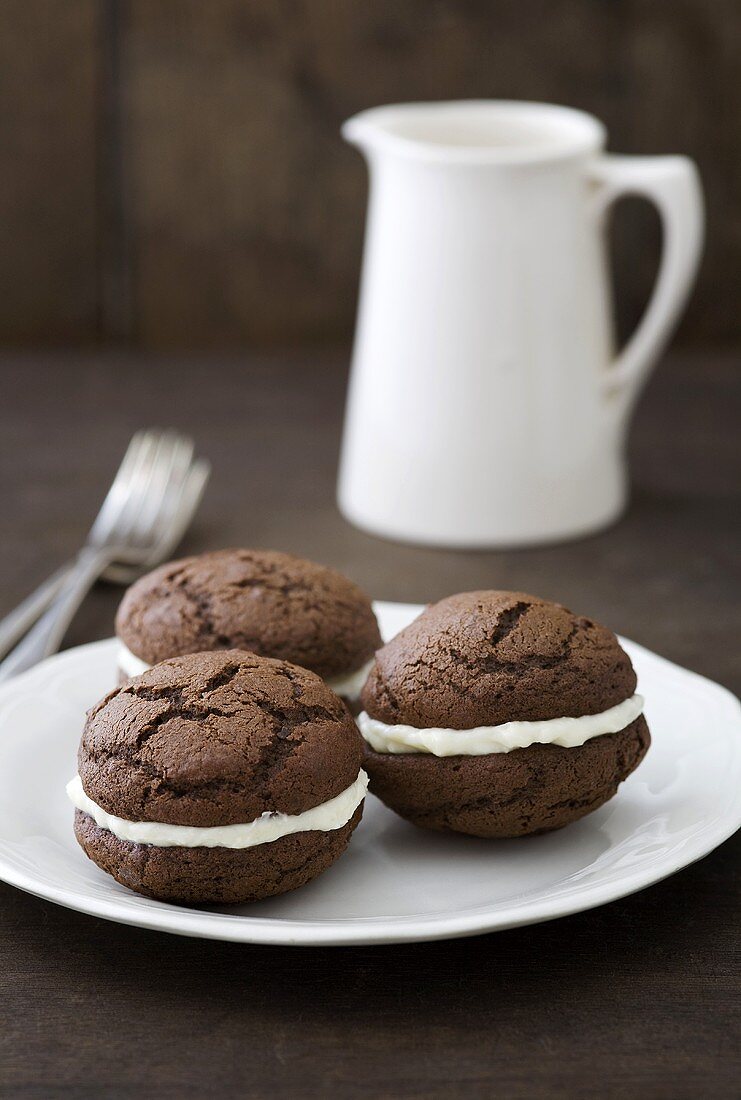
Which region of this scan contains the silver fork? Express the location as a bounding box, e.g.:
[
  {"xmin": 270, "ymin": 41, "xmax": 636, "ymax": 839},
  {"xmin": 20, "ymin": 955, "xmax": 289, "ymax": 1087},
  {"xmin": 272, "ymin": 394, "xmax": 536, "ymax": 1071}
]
[
  {"xmin": 0, "ymin": 429, "xmax": 210, "ymax": 682},
  {"xmin": 0, "ymin": 434, "xmax": 208, "ymax": 659}
]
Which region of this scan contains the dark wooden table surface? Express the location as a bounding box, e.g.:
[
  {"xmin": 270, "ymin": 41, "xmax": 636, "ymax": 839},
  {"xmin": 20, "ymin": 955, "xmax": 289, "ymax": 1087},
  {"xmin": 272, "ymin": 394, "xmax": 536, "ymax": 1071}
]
[{"xmin": 0, "ymin": 349, "xmax": 738, "ymax": 1098}]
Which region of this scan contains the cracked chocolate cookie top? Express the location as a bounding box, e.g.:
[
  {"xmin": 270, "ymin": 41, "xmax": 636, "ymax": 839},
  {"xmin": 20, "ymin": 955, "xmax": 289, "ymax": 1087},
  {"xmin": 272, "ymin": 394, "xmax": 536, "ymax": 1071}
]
[
  {"xmin": 115, "ymin": 549, "xmax": 382, "ymax": 678},
  {"xmin": 79, "ymin": 650, "xmax": 364, "ymax": 827},
  {"xmin": 360, "ymin": 591, "xmax": 636, "ymax": 729}
]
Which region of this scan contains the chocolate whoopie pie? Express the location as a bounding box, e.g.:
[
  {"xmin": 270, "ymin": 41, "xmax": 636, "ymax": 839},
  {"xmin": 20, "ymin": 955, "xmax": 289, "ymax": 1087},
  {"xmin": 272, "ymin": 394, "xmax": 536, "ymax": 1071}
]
[
  {"xmin": 115, "ymin": 549, "xmax": 382, "ymax": 708},
  {"xmin": 358, "ymin": 591, "xmax": 650, "ymax": 838},
  {"xmin": 68, "ymin": 650, "xmax": 367, "ymax": 904}
]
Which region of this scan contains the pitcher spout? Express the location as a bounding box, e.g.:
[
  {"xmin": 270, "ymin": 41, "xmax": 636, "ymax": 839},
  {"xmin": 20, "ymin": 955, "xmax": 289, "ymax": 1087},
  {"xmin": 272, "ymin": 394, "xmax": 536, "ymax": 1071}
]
[{"xmin": 341, "ymin": 109, "xmax": 386, "ymax": 155}]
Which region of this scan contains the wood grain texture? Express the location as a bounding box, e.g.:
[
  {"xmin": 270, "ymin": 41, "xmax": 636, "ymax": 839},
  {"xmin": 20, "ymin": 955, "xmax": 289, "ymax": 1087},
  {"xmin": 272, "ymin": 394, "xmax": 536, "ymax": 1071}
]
[
  {"xmin": 0, "ymin": 0, "xmax": 99, "ymax": 344},
  {"xmin": 119, "ymin": 0, "xmax": 741, "ymax": 346},
  {"xmin": 0, "ymin": 348, "xmax": 738, "ymax": 1096},
  {"xmin": 0, "ymin": 1, "xmax": 739, "ymax": 348}
]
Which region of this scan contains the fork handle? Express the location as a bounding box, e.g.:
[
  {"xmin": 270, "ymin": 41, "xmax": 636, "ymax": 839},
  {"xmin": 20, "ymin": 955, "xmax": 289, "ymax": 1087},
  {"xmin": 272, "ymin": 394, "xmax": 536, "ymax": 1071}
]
[
  {"xmin": 0, "ymin": 564, "xmax": 72, "ymax": 661},
  {"xmin": 0, "ymin": 547, "xmax": 113, "ymax": 682}
]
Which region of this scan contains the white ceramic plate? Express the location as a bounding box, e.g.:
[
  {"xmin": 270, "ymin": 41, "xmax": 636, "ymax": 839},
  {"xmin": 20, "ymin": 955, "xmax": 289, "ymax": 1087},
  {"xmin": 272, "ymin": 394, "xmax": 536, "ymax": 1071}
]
[{"xmin": 0, "ymin": 601, "xmax": 739, "ymax": 946}]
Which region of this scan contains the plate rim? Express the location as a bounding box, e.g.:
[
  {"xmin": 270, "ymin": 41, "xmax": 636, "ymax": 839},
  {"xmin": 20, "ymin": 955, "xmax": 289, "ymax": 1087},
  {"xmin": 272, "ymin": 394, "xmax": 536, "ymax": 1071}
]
[{"xmin": 0, "ymin": 603, "xmax": 739, "ymax": 946}]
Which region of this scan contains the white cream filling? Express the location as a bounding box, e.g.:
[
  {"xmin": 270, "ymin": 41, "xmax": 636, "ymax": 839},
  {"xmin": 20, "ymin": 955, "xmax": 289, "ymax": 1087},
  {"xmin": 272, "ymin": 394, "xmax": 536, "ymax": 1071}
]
[
  {"xmin": 325, "ymin": 658, "xmax": 374, "ymax": 700},
  {"xmin": 117, "ymin": 641, "xmax": 372, "ymax": 701},
  {"xmin": 67, "ymin": 770, "xmax": 368, "ymax": 849},
  {"xmin": 358, "ymin": 695, "xmax": 644, "ymax": 756},
  {"xmin": 118, "ymin": 641, "xmax": 151, "ymax": 678}
]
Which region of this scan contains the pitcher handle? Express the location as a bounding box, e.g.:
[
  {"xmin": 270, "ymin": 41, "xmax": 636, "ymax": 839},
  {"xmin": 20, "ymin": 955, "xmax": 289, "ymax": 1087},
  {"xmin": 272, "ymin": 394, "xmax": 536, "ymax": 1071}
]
[{"xmin": 589, "ymin": 154, "xmax": 704, "ymax": 411}]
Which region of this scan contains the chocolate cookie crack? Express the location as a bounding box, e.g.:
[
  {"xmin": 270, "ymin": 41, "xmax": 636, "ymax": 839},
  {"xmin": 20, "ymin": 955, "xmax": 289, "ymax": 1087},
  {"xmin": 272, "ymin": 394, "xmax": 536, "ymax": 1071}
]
[
  {"xmin": 228, "ymin": 576, "xmax": 310, "ymax": 598},
  {"xmin": 183, "ymin": 583, "xmax": 229, "ymax": 647},
  {"xmin": 253, "ymin": 728, "xmax": 309, "ymax": 793},
  {"xmin": 487, "ymin": 601, "xmax": 531, "ymax": 646},
  {"xmin": 200, "ymin": 662, "xmax": 243, "ymax": 694},
  {"xmin": 248, "ymin": 695, "xmax": 341, "ymax": 730},
  {"xmin": 108, "ymin": 686, "xmax": 240, "ymax": 753},
  {"xmin": 121, "ymin": 661, "xmax": 242, "ymax": 705},
  {"xmin": 449, "ymin": 618, "xmax": 581, "ymax": 677},
  {"xmin": 266, "ymin": 662, "xmax": 307, "ymax": 699}
]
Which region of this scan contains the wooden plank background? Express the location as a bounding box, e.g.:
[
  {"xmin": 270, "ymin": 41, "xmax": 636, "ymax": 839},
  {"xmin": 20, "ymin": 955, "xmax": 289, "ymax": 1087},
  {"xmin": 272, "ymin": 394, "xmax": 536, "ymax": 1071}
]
[{"xmin": 0, "ymin": 0, "xmax": 738, "ymax": 349}]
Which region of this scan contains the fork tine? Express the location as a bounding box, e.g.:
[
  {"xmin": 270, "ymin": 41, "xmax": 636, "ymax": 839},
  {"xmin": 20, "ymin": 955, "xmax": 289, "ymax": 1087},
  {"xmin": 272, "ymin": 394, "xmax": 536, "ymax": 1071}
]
[
  {"xmin": 105, "ymin": 431, "xmax": 180, "ymax": 549},
  {"xmin": 139, "ymin": 432, "xmax": 196, "ymax": 542},
  {"xmin": 125, "ymin": 432, "xmax": 191, "ymax": 545},
  {"xmin": 100, "ymin": 455, "xmax": 210, "ymax": 584},
  {"xmin": 150, "ymin": 459, "xmax": 211, "ymax": 561},
  {"xmin": 142, "ymin": 438, "xmax": 199, "ymax": 543},
  {"xmin": 105, "ymin": 431, "xmax": 200, "ymax": 555},
  {"xmin": 87, "ymin": 429, "xmax": 159, "ymax": 545},
  {"xmin": 96, "ymin": 432, "xmax": 162, "ymax": 549}
]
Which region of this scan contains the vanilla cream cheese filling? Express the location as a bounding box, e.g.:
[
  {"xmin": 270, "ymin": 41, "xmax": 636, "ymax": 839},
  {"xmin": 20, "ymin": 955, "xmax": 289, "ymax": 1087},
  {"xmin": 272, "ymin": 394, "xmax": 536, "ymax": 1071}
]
[
  {"xmin": 358, "ymin": 695, "xmax": 644, "ymax": 756},
  {"xmin": 118, "ymin": 641, "xmax": 151, "ymax": 678},
  {"xmin": 325, "ymin": 658, "xmax": 374, "ymax": 699},
  {"xmin": 67, "ymin": 770, "xmax": 368, "ymax": 849},
  {"xmin": 117, "ymin": 641, "xmax": 372, "ymax": 701}
]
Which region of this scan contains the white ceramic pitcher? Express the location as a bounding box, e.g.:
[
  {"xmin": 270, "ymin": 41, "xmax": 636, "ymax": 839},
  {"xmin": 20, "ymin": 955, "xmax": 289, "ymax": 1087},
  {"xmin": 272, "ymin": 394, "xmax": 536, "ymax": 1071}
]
[{"xmin": 337, "ymin": 101, "xmax": 703, "ymax": 547}]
